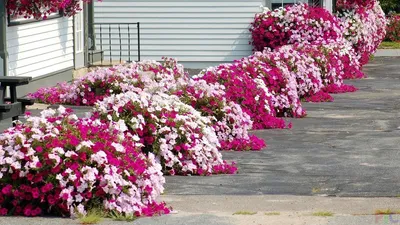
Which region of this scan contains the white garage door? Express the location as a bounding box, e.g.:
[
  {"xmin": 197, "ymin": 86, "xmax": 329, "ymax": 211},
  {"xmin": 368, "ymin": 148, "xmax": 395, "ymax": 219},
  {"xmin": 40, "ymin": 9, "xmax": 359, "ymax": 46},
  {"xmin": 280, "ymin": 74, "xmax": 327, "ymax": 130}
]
[{"xmin": 94, "ymin": 0, "xmax": 264, "ymax": 68}]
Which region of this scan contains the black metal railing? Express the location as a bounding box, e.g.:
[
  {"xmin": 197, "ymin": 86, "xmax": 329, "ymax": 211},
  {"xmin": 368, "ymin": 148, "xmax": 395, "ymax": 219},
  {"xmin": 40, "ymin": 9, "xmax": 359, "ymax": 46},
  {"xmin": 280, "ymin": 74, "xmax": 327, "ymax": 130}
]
[
  {"xmin": 308, "ymin": 0, "xmax": 323, "ymax": 7},
  {"xmin": 272, "ymin": 0, "xmax": 323, "ymax": 10},
  {"xmin": 89, "ymin": 22, "xmax": 141, "ymax": 66}
]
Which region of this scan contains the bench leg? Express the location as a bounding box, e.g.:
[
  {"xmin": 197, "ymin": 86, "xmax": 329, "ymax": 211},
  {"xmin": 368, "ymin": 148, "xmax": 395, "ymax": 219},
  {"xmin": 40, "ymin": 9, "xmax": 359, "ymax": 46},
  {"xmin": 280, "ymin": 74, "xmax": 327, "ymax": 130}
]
[
  {"xmin": 10, "ymin": 87, "xmax": 20, "ymax": 127},
  {"xmin": 0, "ymin": 86, "xmax": 4, "ymax": 104},
  {"xmin": 10, "ymin": 86, "xmax": 17, "ymax": 103},
  {"xmin": 12, "ymin": 116, "xmax": 18, "ymax": 127}
]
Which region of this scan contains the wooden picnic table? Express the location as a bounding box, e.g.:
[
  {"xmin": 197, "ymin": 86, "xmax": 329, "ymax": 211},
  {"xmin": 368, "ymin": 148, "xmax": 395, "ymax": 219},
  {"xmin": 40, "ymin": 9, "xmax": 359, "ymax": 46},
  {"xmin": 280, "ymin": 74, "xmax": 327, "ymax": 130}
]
[{"xmin": 0, "ymin": 76, "xmax": 35, "ymax": 125}]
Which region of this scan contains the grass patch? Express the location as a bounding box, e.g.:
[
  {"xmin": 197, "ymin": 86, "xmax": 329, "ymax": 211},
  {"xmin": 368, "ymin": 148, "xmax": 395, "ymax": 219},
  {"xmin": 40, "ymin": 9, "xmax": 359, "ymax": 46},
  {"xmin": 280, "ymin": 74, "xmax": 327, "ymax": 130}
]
[
  {"xmin": 78, "ymin": 208, "xmax": 138, "ymax": 224},
  {"xmin": 312, "ymin": 187, "xmax": 321, "ymax": 194},
  {"xmin": 233, "ymin": 211, "xmax": 257, "ymax": 215},
  {"xmin": 369, "ymin": 54, "xmax": 375, "ymax": 61},
  {"xmin": 79, "ymin": 209, "xmax": 104, "ymax": 225},
  {"xmin": 265, "ymin": 212, "xmax": 280, "ymax": 216},
  {"xmin": 379, "ymin": 41, "xmax": 400, "ymax": 49},
  {"xmin": 109, "ymin": 211, "xmax": 137, "ymax": 222},
  {"xmin": 312, "ymin": 211, "xmax": 334, "ymax": 217},
  {"xmin": 375, "ymin": 209, "xmax": 400, "ymax": 215}
]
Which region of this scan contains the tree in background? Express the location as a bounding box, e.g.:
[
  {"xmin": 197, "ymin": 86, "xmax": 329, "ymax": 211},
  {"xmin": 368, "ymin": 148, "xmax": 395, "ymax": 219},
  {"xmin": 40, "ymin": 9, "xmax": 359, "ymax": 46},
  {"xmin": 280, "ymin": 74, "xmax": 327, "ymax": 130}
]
[{"xmin": 379, "ymin": 0, "xmax": 400, "ymax": 14}]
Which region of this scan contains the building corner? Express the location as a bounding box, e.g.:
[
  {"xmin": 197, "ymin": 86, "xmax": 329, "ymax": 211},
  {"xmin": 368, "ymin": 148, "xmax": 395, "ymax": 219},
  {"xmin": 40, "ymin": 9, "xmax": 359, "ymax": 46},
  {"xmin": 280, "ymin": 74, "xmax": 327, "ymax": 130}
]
[{"xmin": 0, "ymin": 0, "xmax": 8, "ymax": 77}]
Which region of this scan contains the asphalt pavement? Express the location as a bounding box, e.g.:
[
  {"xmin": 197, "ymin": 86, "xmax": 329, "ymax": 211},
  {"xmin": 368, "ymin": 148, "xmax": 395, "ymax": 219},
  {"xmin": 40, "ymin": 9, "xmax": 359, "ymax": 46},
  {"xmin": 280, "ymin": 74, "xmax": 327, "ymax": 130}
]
[{"xmin": 1, "ymin": 57, "xmax": 400, "ymax": 225}]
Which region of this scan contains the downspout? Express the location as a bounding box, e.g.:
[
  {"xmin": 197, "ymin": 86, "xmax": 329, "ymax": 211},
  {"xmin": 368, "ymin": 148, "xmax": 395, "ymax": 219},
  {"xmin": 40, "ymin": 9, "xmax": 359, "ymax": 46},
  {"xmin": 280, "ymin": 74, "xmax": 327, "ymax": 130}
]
[
  {"xmin": 264, "ymin": 0, "xmax": 272, "ymax": 10},
  {"xmin": 0, "ymin": 0, "xmax": 8, "ymax": 77},
  {"xmin": 332, "ymin": 0, "xmax": 337, "ymax": 12},
  {"xmin": 322, "ymin": 0, "xmax": 333, "ymax": 12},
  {"xmin": 88, "ymin": 2, "xmax": 95, "ymax": 50},
  {"xmin": 83, "ymin": 2, "xmax": 88, "ymax": 65}
]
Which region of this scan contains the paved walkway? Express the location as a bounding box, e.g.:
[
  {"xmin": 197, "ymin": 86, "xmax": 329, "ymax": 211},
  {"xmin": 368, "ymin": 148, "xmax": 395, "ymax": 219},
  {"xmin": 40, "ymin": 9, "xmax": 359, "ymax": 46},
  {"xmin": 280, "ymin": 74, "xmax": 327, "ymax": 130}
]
[
  {"xmin": 1, "ymin": 57, "xmax": 400, "ymax": 224},
  {"xmin": 375, "ymin": 49, "xmax": 400, "ymax": 57},
  {"xmin": 2, "ymin": 195, "xmax": 400, "ymax": 225}
]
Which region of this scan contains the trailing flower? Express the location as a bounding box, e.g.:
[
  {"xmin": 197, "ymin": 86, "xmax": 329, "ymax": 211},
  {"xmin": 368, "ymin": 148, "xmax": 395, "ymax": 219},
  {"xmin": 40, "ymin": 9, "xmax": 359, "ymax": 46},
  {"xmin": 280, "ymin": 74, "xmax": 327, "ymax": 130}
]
[
  {"xmin": 174, "ymin": 80, "xmax": 265, "ymax": 151},
  {"xmin": 195, "ymin": 63, "xmax": 288, "ymax": 129},
  {"xmin": 336, "ymin": 0, "xmax": 376, "ymax": 10},
  {"xmin": 29, "ymin": 58, "xmax": 266, "ymax": 151},
  {"xmin": 94, "ymin": 91, "xmax": 238, "ymax": 175},
  {"xmin": 250, "ymin": 3, "xmax": 344, "ymax": 51},
  {"xmin": 251, "ymin": 2, "xmax": 386, "ymax": 67},
  {"xmin": 337, "ymin": 1, "xmax": 388, "ymax": 65},
  {"xmin": 28, "ymin": 65, "xmax": 140, "ymax": 106},
  {"xmin": 125, "ymin": 60, "xmax": 267, "ymax": 151},
  {"xmin": 261, "ymin": 46, "xmax": 325, "ymax": 99},
  {"xmin": 0, "ymin": 107, "xmax": 168, "ymax": 217},
  {"xmin": 239, "ymin": 54, "xmax": 305, "ymax": 117},
  {"xmin": 291, "ymin": 42, "xmax": 361, "ymax": 88},
  {"xmin": 134, "ymin": 62, "xmax": 266, "ymax": 151}
]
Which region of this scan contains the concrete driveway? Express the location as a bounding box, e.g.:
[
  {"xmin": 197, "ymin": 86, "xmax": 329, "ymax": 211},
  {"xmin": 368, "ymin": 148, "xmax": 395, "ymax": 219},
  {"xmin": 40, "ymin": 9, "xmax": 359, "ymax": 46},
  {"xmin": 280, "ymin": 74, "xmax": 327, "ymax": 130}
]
[{"xmin": 165, "ymin": 57, "xmax": 400, "ymax": 198}]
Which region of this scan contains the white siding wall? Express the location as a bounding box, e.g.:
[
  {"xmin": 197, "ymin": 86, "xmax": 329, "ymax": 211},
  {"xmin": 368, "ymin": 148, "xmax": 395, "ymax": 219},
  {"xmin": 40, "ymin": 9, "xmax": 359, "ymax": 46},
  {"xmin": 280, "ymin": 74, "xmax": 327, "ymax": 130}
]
[
  {"xmin": 94, "ymin": 0, "xmax": 264, "ymax": 68},
  {"xmin": 6, "ymin": 17, "xmax": 74, "ymax": 78},
  {"xmin": 324, "ymin": 0, "xmax": 333, "ymax": 12}
]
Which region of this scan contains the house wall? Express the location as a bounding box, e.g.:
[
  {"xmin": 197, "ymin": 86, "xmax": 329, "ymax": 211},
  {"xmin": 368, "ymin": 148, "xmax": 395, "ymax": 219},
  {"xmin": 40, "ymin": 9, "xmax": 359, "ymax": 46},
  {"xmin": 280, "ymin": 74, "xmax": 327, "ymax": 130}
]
[
  {"xmin": 324, "ymin": 0, "xmax": 333, "ymax": 12},
  {"xmin": 6, "ymin": 17, "xmax": 75, "ymax": 78},
  {"xmin": 94, "ymin": 0, "xmax": 265, "ymax": 69}
]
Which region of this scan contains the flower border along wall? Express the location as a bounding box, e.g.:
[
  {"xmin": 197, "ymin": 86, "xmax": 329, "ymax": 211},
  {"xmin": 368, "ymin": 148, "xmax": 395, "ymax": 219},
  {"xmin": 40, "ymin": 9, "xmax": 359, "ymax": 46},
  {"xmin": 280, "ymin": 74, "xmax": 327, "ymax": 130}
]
[{"xmin": 3, "ymin": 0, "xmax": 388, "ymax": 220}]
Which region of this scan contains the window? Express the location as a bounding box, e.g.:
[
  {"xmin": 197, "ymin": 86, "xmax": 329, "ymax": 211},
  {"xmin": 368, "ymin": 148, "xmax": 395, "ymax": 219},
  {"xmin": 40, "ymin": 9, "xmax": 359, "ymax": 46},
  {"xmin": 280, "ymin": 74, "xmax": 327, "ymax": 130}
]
[
  {"xmin": 309, "ymin": 0, "xmax": 323, "ymax": 7},
  {"xmin": 8, "ymin": 10, "xmax": 63, "ymax": 27},
  {"xmin": 271, "ymin": 0, "xmax": 322, "ymax": 10}
]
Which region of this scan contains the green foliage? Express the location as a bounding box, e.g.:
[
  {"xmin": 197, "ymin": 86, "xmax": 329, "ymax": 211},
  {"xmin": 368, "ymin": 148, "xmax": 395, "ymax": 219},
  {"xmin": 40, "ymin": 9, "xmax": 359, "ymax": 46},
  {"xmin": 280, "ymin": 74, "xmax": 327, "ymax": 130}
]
[
  {"xmin": 379, "ymin": 0, "xmax": 400, "ymax": 14},
  {"xmin": 265, "ymin": 212, "xmax": 281, "ymax": 216},
  {"xmin": 78, "ymin": 208, "xmax": 104, "ymax": 225},
  {"xmin": 379, "ymin": 41, "xmax": 400, "ymax": 49},
  {"xmin": 375, "ymin": 209, "xmax": 400, "ymax": 215},
  {"xmin": 109, "ymin": 211, "xmax": 137, "ymax": 222},
  {"xmin": 312, "ymin": 211, "xmax": 334, "ymax": 217},
  {"xmin": 233, "ymin": 211, "xmax": 257, "ymax": 215}
]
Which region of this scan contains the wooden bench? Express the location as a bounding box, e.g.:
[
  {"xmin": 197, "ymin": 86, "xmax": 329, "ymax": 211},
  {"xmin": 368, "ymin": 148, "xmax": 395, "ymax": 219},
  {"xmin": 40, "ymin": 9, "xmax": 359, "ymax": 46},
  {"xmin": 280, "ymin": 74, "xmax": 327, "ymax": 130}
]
[{"xmin": 0, "ymin": 76, "xmax": 34, "ymax": 125}]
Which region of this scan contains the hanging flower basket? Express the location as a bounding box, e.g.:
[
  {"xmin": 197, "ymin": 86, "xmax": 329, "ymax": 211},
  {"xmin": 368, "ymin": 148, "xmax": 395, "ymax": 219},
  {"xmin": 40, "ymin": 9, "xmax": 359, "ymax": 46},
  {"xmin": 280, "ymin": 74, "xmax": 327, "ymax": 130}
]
[{"xmin": 5, "ymin": 0, "xmax": 96, "ymax": 20}]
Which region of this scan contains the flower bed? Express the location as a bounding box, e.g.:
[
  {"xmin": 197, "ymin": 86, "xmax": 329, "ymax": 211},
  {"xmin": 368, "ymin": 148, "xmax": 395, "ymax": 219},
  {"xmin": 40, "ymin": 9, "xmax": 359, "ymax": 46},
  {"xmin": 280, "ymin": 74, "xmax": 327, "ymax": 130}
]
[
  {"xmin": 0, "ymin": 107, "xmax": 168, "ymax": 217},
  {"xmin": 3, "ymin": 0, "xmax": 382, "ymax": 220}
]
